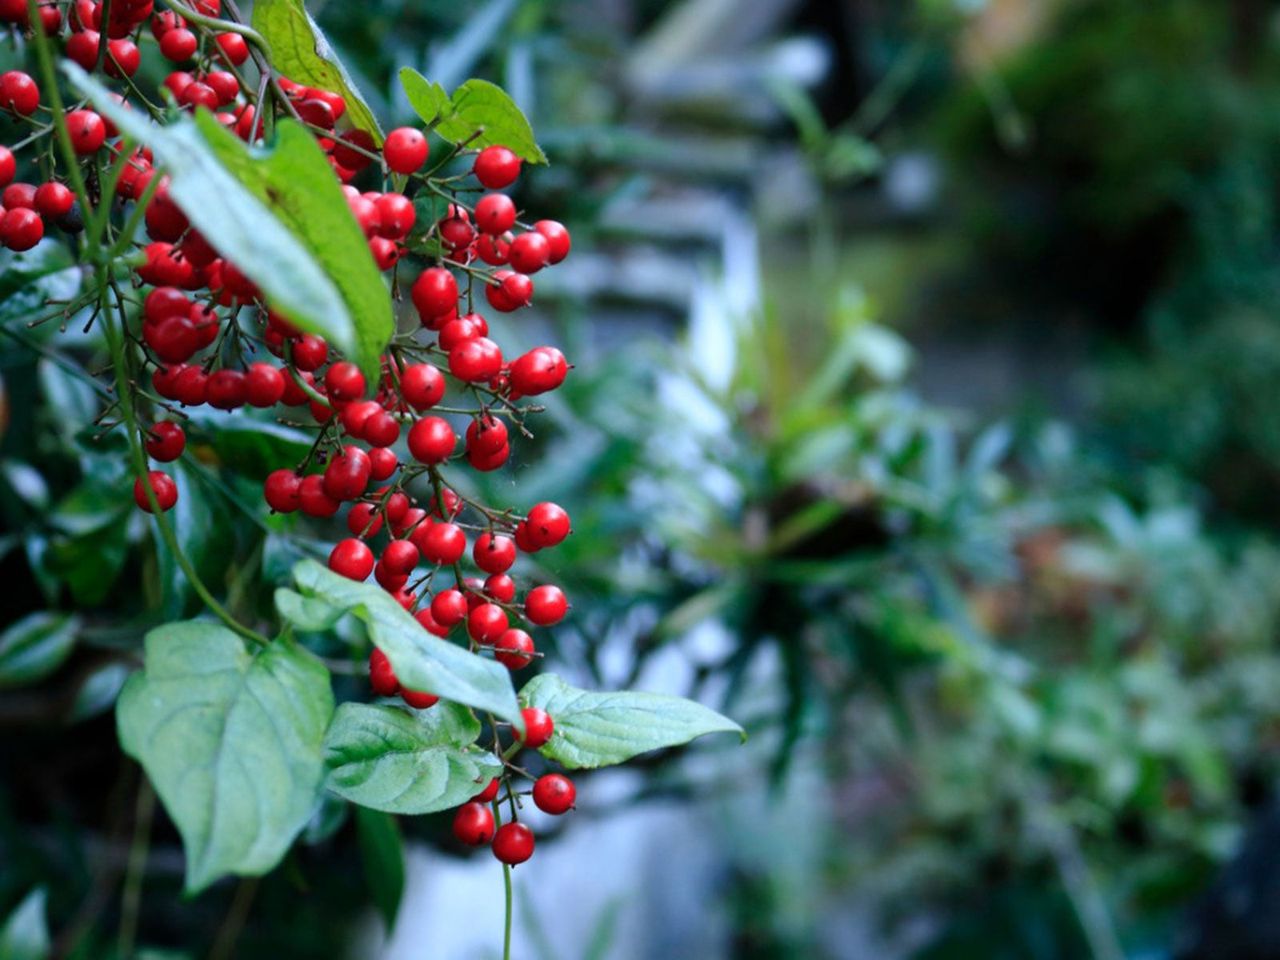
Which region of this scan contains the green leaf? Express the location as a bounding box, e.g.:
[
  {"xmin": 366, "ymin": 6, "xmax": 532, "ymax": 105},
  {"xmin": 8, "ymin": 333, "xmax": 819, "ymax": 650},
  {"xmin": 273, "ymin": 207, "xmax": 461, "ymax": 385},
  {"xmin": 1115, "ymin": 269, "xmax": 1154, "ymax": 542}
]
[
  {"xmin": 279, "ymin": 560, "xmax": 523, "ymax": 729},
  {"xmin": 401, "ymin": 70, "xmax": 547, "ymax": 164},
  {"xmin": 0, "ymin": 612, "xmax": 78, "ymax": 689},
  {"xmin": 324, "ymin": 702, "xmax": 500, "ymax": 814},
  {"xmin": 252, "ymin": 0, "xmax": 384, "ymax": 145},
  {"xmin": 63, "ymin": 65, "xmax": 393, "ymax": 383},
  {"xmin": 69, "ymin": 661, "xmax": 133, "ymax": 722},
  {"xmin": 0, "ymin": 888, "xmax": 50, "ymax": 960},
  {"xmin": 519, "ymin": 674, "xmax": 744, "ymax": 769},
  {"xmin": 117, "ymin": 623, "xmax": 334, "ymax": 893},
  {"xmin": 355, "ymin": 806, "xmax": 405, "ymax": 932},
  {"xmin": 187, "ymin": 411, "xmax": 315, "ymax": 481}
]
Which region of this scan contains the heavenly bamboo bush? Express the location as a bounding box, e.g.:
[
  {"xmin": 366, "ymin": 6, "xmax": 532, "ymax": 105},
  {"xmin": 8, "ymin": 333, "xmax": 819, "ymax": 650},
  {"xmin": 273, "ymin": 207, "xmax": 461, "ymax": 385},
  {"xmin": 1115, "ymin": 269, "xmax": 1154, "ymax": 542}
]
[{"xmin": 0, "ymin": 0, "xmax": 741, "ymax": 954}]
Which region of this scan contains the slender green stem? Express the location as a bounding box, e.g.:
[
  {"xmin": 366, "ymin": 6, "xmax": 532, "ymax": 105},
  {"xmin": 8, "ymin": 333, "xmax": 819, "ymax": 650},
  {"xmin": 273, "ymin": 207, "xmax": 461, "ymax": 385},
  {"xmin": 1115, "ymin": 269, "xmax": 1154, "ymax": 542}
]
[
  {"xmin": 27, "ymin": 0, "xmax": 92, "ymax": 215},
  {"xmin": 490, "ymin": 799, "xmax": 514, "ymax": 960},
  {"xmin": 116, "ymin": 778, "xmax": 155, "ymax": 960}
]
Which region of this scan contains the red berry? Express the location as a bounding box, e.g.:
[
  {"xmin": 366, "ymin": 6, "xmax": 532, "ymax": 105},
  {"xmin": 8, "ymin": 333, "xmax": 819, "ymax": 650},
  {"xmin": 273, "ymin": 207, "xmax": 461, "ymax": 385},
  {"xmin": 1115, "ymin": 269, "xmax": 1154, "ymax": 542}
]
[
  {"xmin": 1, "ymin": 208, "xmax": 43, "ymax": 252},
  {"xmin": 474, "ymin": 193, "xmax": 516, "ymax": 235},
  {"xmin": 474, "ymin": 146, "xmax": 521, "ymax": 190},
  {"xmin": 491, "ymin": 822, "xmax": 534, "ymax": 865},
  {"xmin": 452, "ymin": 802, "xmax": 496, "ymax": 846},
  {"xmin": 245, "ymin": 362, "xmax": 286, "ymax": 407},
  {"xmin": 205, "ymin": 369, "xmax": 247, "ymax": 410},
  {"xmin": 415, "ymin": 521, "xmax": 466, "ymax": 566},
  {"xmin": 382, "ymin": 538, "xmax": 420, "ymax": 576},
  {"xmin": 215, "ymin": 31, "xmax": 249, "ymax": 66},
  {"xmin": 34, "ymin": 181, "xmax": 74, "ymax": 219},
  {"xmin": 322, "ymin": 445, "xmax": 372, "ymax": 501},
  {"xmin": 507, "ymin": 231, "xmax": 550, "ymax": 275},
  {"xmin": 291, "ymin": 334, "xmax": 328, "ymax": 371},
  {"xmin": 133, "ymin": 471, "xmax": 178, "ymax": 513},
  {"xmin": 484, "ymin": 573, "xmax": 516, "ymax": 603},
  {"xmin": 472, "ymin": 778, "xmax": 500, "ymax": 803},
  {"xmin": 298, "ymin": 474, "xmax": 341, "ymax": 517},
  {"xmin": 430, "ymin": 589, "xmax": 468, "ymax": 627},
  {"xmin": 347, "ymin": 502, "xmax": 383, "ymax": 538},
  {"xmin": 324, "ymin": 360, "xmax": 367, "ymax": 401},
  {"xmin": 0, "ymin": 146, "xmax": 14, "ymax": 187},
  {"xmin": 384, "ymin": 127, "xmax": 428, "ymax": 174},
  {"xmin": 411, "ymin": 267, "xmax": 458, "ymax": 319},
  {"xmin": 519, "ymin": 707, "xmax": 554, "ymax": 749},
  {"xmin": 466, "ymin": 416, "xmax": 508, "ymax": 456},
  {"xmin": 369, "ymin": 647, "xmax": 398, "ymax": 696},
  {"xmin": 145, "ymin": 421, "xmax": 185, "ymax": 462},
  {"xmin": 485, "ymin": 270, "xmax": 533, "ymax": 312},
  {"xmin": 473, "ymin": 532, "xmax": 516, "ymax": 574},
  {"xmin": 159, "ymin": 27, "xmax": 198, "ymax": 61},
  {"xmin": 449, "ymin": 337, "xmax": 503, "ymax": 383},
  {"xmin": 494, "ymin": 628, "xmax": 535, "ymax": 670},
  {"xmin": 400, "ymin": 363, "xmax": 445, "ymax": 410},
  {"xmin": 509, "ymin": 346, "xmax": 569, "ymax": 396},
  {"xmin": 534, "ymin": 220, "xmax": 571, "ymax": 264},
  {"xmin": 532, "ymin": 773, "xmax": 575, "ymax": 814},
  {"xmin": 106, "ymin": 38, "xmax": 141, "ymax": 78},
  {"xmin": 144, "ymin": 315, "xmax": 200, "ymax": 364},
  {"xmin": 407, "ymin": 416, "xmax": 456, "ymax": 464},
  {"xmin": 329, "ymin": 537, "xmax": 374, "ymax": 581},
  {"xmin": 525, "ymin": 585, "xmax": 568, "ymax": 626},
  {"xmin": 525, "ymin": 502, "xmax": 571, "ymax": 549},
  {"xmin": 368, "ymin": 447, "xmax": 398, "ymax": 481},
  {"xmin": 66, "ymin": 110, "xmax": 106, "ymax": 155},
  {"xmin": 401, "ymin": 688, "xmax": 439, "ymax": 709},
  {"xmin": 375, "ymin": 192, "xmax": 415, "ymax": 239},
  {"xmin": 467, "ymin": 603, "xmax": 508, "ymax": 645},
  {"xmin": 0, "ymin": 71, "xmax": 39, "ymax": 116},
  {"xmin": 363, "ymin": 412, "xmax": 400, "ymax": 448}
]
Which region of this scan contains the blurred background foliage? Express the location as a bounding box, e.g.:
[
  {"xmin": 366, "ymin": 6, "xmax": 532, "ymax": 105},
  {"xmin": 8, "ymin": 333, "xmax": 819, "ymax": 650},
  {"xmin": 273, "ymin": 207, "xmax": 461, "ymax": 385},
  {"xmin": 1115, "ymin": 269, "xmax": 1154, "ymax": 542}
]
[{"xmin": 4, "ymin": 0, "xmax": 1280, "ymax": 957}]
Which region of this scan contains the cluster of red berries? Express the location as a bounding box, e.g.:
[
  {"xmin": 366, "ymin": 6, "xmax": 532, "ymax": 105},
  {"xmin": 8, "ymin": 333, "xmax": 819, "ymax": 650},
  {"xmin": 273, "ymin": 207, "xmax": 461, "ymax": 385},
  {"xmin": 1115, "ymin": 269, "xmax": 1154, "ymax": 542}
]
[{"xmin": 4, "ymin": 0, "xmax": 580, "ymax": 869}]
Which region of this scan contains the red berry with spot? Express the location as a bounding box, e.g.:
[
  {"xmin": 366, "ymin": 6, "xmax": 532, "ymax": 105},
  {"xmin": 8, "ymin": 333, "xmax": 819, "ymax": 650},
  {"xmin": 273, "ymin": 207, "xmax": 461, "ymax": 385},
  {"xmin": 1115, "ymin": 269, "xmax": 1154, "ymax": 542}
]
[
  {"xmin": 494, "ymin": 629, "xmax": 535, "ymax": 670},
  {"xmin": 507, "ymin": 231, "xmax": 550, "ymax": 275},
  {"xmin": 322, "ymin": 445, "xmax": 372, "ymax": 500},
  {"xmin": 474, "ymin": 146, "xmax": 521, "ymax": 190},
  {"xmin": 452, "ymin": 802, "xmax": 496, "ymax": 846},
  {"xmin": 491, "ymin": 822, "xmax": 534, "ymax": 865},
  {"xmin": 519, "ymin": 707, "xmax": 554, "ymax": 748},
  {"xmin": 467, "ymin": 602, "xmax": 508, "ymax": 645},
  {"xmin": 473, "ymin": 532, "xmax": 516, "ymax": 574},
  {"xmin": 411, "ymin": 267, "xmax": 457, "ymax": 319},
  {"xmin": 133, "ymin": 471, "xmax": 178, "ymax": 513},
  {"xmin": 145, "ymin": 421, "xmax": 185, "ymax": 462},
  {"xmin": 449, "ymin": 336, "xmax": 503, "ymax": 383},
  {"xmin": 382, "ymin": 538, "xmax": 420, "ymax": 576},
  {"xmin": 532, "ymin": 773, "xmax": 576, "ymax": 815},
  {"xmin": 401, "ymin": 363, "xmax": 445, "ymax": 410},
  {"xmin": 329, "ymin": 537, "xmax": 374, "ymax": 581},
  {"xmin": 347, "ymin": 502, "xmax": 383, "ymax": 538},
  {"xmin": 384, "ymin": 127, "xmax": 428, "ymax": 174},
  {"xmin": 0, "ymin": 71, "xmax": 39, "ymax": 115},
  {"xmin": 509, "ymin": 346, "xmax": 569, "ymax": 395},
  {"xmin": 408, "ymin": 416, "xmax": 456, "ymax": 464},
  {"xmin": 430, "ymin": 589, "xmax": 468, "ymax": 627},
  {"xmin": 325, "ymin": 360, "xmax": 366, "ymax": 401},
  {"xmin": 416, "ymin": 521, "xmax": 466, "ymax": 566},
  {"xmin": 525, "ymin": 584, "xmax": 568, "ymax": 626},
  {"xmin": 474, "ymin": 193, "xmax": 516, "ymax": 235},
  {"xmin": 484, "ymin": 573, "xmax": 516, "ymax": 603},
  {"xmin": 369, "ymin": 647, "xmax": 398, "ymax": 696},
  {"xmin": 525, "ymin": 502, "xmax": 571, "ymax": 549},
  {"xmin": 159, "ymin": 26, "xmax": 197, "ymax": 60},
  {"xmin": 534, "ymin": 220, "xmax": 571, "ymax": 264}
]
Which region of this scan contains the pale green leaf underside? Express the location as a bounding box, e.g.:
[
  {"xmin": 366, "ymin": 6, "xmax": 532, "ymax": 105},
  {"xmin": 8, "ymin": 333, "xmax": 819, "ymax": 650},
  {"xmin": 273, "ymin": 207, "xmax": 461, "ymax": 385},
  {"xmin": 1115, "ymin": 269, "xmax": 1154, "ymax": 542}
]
[
  {"xmin": 278, "ymin": 560, "xmax": 523, "ymax": 731},
  {"xmin": 0, "ymin": 887, "xmax": 50, "ymax": 960},
  {"xmin": 0, "ymin": 611, "xmax": 78, "ymax": 689},
  {"xmin": 325, "ymin": 702, "xmax": 500, "ymax": 814},
  {"xmin": 64, "ymin": 65, "xmax": 393, "ymax": 383},
  {"xmin": 117, "ymin": 623, "xmax": 334, "ymax": 893},
  {"xmin": 519, "ymin": 673, "xmax": 745, "ymax": 770},
  {"xmin": 252, "ymin": 0, "xmax": 384, "ymax": 145}
]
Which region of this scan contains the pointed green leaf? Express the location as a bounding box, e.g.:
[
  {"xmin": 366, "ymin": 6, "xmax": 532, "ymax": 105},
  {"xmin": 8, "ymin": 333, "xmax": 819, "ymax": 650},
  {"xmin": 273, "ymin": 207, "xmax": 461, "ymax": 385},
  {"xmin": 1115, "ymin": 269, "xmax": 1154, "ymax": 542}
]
[
  {"xmin": 0, "ymin": 612, "xmax": 78, "ymax": 689},
  {"xmin": 402, "ymin": 71, "xmax": 546, "ymax": 164},
  {"xmin": 117, "ymin": 623, "xmax": 334, "ymax": 893},
  {"xmin": 279, "ymin": 560, "xmax": 523, "ymax": 729},
  {"xmin": 0, "ymin": 888, "xmax": 50, "ymax": 960},
  {"xmin": 64, "ymin": 65, "xmax": 393, "ymax": 382},
  {"xmin": 251, "ymin": 0, "xmax": 384, "ymax": 144},
  {"xmin": 324, "ymin": 702, "xmax": 500, "ymax": 814},
  {"xmin": 519, "ymin": 673, "xmax": 745, "ymax": 769}
]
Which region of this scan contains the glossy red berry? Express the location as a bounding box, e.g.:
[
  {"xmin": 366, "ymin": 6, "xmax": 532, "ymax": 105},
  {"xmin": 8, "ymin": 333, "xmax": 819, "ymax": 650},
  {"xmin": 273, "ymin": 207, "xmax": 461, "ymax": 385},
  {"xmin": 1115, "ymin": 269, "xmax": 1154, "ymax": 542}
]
[
  {"xmin": 329, "ymin": 537, "xmax": 375, "ymax": 581},
  {"xmin": 407, "ymin": 416, "xmax": 456, "ymax": 464},
  {"xmin": 430, "ymin": 589, "xmax": 468, "ymax": 627},
  {"xmin": 400, "ymin": 363, "xmax": 445, "ymax": 410},
  {"xmin": 534, "ymin": 220, "xmax": 571, "ymax": 264},
  {"xmin": 347, "ymin": 502, "xmax": 383, "ymax": 538},
  {"xmin": 384, "ymin": 127, "xmax": 428, "ymax": 174},
  {"xmin": 525, "ymin": 584, "xmax": 568, "ymax": 626},
  {"xmin": 509, "ymin": 346, "xmax": 569, "ymax": 395},
  {"xmin": 205, "ymin": 369, "xmax": 247, "ymax": 410},
  {"xmin": 159, "ymin": 26, "xmax": 197, "ymax": 60},
  {"xmin": 322, "ymin": 445, "xmax": 372, "ymax": 500},
  {"xmin": 491, "ymin": 822, "xmax": 534, "ymax": 865},
  {"xmin": 291, "ymin": 334, "xmax": 328, "ymax": 371},
  {"xmin": 382, "ymin": 538, "xmax": 420, "ymax": 576},
  {"xmin": 494, "ymin": 629, "xmax": 535, "ymax": 670},
  {"xmin": 474, "ymin": 146, "xmax": 521, "ymax": 190},
  {"xmin": 299, "ymin": 474, "xmax": 341, "ymax": 517},
  {"xmin": 245, "ymin": 362, "xmax": 286, "ymax": 407},
  {"xmin": 474, "ymin": 193, "xmax": 517, "ymax": 235},
  {"xmin": 0, "ymin": 71, "xmax": 39, "ymax": 115},
  {"xmin": 471, "ymin": 778, "xmax": 500, "ymax": 803},
  {"xmin": 525, "ymin": 502, "xmax": 571, "ymax": 549},
  {"xmin": 133, "ymin": 471, "xmax": 178, "ymax": 513},
  {"xmin": 401, "ymin": 688, "xmax": 439, "ymax": 709},
  {"xmin": 145, "ymin": 421, "xmax": 186, "ymax": 462},
  {"xmin": 263, "ymin": 469, "xmax": 302, "ymax": 513},
  {"xmin": 507, "ymin": 231, "xmax": 550, "ymax": 275},
  {"xmin": 1, "ymin": 208, "xmax": 43, "ymax": 252},
  {"xmin": 411, "ymin": 267, "xmax": 458, "ymax": 319},
  {"xmin": 467, "ymin": 602, "xmax": 508, "ymax": 644},
  {"xmin": 484, "ymin": 573, "xmax": 516, "ymax": 603},
  {"xmin": 449, "ymin": 337, "xmax": 503, "ymax": 383},
  {"xmin": 324, "ymin": 360, "xmax": 366, "ymax": 401},
  {"xmin": 416, "ymin": 521, "xmax": 466, "ymax": 566},
  {"xmin": 375, "ymin": 192, "xmax": 415, "ymax": 239},
  {"xmin": 0, "ymin": 146, "xmax": 15, "ymax": 188},
  {"xmin": 518, "ymin": 707, "xmax": 554, "ymax": 748},
  {"xmin": 66, "ymin": 109, "xmax": 107, "ymax": 154},
  {"xmin": 473, "ymin": 532, "xmax": 516, "ymax": 574},
  {"xmin": 532, "ymin": 773, "xmax": 576, "ymax": 815},
  {"xmin": 368, "ymin": 447, "xmax": 399, "ymax": 481},
  {"xmin": 452, "ymin": 802, "xmax": 496, "ymax": 846},
  {"xmin": 369, "ymin": 647, "xmax": 398, "ymax": 696}
]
